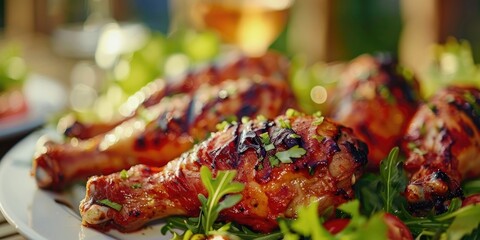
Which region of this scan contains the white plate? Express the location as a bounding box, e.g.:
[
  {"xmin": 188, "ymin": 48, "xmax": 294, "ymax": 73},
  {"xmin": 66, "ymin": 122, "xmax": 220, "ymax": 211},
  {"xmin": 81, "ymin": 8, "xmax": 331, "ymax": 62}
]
[
  {"xmin": 0, "ymin": 74, "xmax": 68, "ymax": 139},
  {"xmin": 0, "ymin": 129, "xmax": 173, "ymax": 240}
]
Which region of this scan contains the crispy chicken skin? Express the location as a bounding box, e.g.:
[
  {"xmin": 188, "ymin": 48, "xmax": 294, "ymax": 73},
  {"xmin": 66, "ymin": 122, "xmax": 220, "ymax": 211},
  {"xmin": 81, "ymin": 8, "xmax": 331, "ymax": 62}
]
[
  {"xmin": 32, "ymin": 77, "xmax": 295, "ymax": 191},
  {"xmin": 79, "ymin": 114, "xmax": 368, "ymax": 233},
  {"xmin": 59, "ymin": 52, "xmax": 289, "ymax": 140},
  {"xmin": 403, "ymin": 86, "xmax": 480, "ymax": 210},
  {"xmin": 332, "ymin": 54, "xmax": 420, "ymax": 168}
]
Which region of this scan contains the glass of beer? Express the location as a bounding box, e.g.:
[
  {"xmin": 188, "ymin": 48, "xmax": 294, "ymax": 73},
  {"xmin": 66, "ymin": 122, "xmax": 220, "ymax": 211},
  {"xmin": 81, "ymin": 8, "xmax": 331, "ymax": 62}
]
[{"xmin": 190, "ymin": 0, "xmax": 294, "ymax": 57}]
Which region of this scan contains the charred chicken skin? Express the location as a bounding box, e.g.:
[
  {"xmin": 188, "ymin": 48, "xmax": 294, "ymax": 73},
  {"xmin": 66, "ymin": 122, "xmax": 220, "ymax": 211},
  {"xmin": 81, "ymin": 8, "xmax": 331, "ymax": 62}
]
[
  {"xmin": 59, "ymin": 52, "xmax": 289, "ymax": 140},
  {"xmin": 79, "ymin": 113, "xmax": 368, "ymax": 233},
  {"xmin": 32, "ymin": 76, "xmax": 295, "ymax": 191},
  {"xmin": 332, "ymin": 54, "xmax": 420, "ymax": 168},
  {"xmin": 403, "ymin": 86, "xmax": 480, "ymax": 210}
]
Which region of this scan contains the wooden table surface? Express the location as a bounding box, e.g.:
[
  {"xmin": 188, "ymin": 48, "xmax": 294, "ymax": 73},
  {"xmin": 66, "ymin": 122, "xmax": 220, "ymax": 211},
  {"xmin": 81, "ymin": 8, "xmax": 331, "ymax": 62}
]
[{"xmin": 0, "ymin": 211, "xmax": 25, "ymax": 240}]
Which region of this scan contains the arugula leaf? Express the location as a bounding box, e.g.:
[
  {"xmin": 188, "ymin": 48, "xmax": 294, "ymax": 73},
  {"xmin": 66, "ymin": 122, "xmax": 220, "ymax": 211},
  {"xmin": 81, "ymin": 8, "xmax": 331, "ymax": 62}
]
[
  {"xmin": 441, "ymin": 205, "xmax": 480, "ymax": 240},
  {"xmin": 161, "ymin": 166, "xmax": 245, "ymax": 239},
  {"xmin": 379, "ymin": 147, "xmax": 408, "ymax": 215},
  {"xmin": 199, "ymin": 166, "xmax": 245, "ymax": 233},
  {"xmin": 275, "ymin": 145, "xmax": 306, "ymax": 163},
  {"xmin": 354, "ymin": 173, "xmax": 383, "ymax": 216}
]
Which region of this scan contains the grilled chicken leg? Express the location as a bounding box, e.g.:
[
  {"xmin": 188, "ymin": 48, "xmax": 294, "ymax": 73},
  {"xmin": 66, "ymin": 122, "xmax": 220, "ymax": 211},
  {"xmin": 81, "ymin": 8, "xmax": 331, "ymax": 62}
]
[
  {"xmin": 79, "ymin": 113, "xmax": 368, "ymax": 233},
  {"xmin": 403, "ymin": 86, "xmax": 480, "ymax": 210},
  {"xmin": 332, "ymin": 54, "xmax": 420, "ymax": 168},
  {"xmin": 60, "ymin": 52, "xmax": 289, "ymax": 140},
  {"xmin": 33, "ymin": 76, "xmax": 295, "ymax": 191}
]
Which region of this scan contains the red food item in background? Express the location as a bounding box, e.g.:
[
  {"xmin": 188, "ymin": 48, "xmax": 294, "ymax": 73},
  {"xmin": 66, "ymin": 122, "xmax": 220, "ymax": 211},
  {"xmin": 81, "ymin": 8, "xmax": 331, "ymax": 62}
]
[
  {"xmin": 323, "ymin": 218, "xmax": 350, "ymax": 234},
  {"xmin": 384, "ymin": 213, "xmax": 413, "ymax": 240},
  {"xmin": 462, "ymin": 193, "xmax": 480, "ymax": 207},
  {"xmin": 322, "ymin": 213, "xmax": 413, "ymax": 240},
  {"xmin": 0, "ymin": 88, "xmax": 28, "ymax": 120}
]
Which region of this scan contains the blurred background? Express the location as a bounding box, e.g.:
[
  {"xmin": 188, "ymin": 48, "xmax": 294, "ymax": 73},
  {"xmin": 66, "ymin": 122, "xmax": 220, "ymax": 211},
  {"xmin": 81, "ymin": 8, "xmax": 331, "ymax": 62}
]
[
  {"xmin": 2, "ymin": 1, "xmax": 480, "ymax": 238},
  {"xmin": 1, "ymin": 0, "xmax": 480, "ymax": 138}
]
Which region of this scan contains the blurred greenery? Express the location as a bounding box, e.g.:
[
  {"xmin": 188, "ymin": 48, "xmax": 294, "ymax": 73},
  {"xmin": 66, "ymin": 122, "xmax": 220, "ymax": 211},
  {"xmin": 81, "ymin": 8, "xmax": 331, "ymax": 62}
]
[
  {"xmin": 335, "ymin": 0, "xmax": 402, "ymax": 60},
  {"xmin": 289, "ymin": 37, "xmax": 480, "ymax": 116},
  {"xmin": 112, "ymin": 30, "xmax": 220, "ymax": 95},
  {"xmin": 289, "ymin": 54, "xmax": 344, "ymax": 114},
  {"xmin": 74, "ymin": 29, "xmax": 220, "ymax": 122},
  {"xmin": 422, "ymin": 38, "xmax": 480, "ymax": 97},
  {"xmin": 0, "ymin": 44, "xmax": 28, "ymax": 92}
]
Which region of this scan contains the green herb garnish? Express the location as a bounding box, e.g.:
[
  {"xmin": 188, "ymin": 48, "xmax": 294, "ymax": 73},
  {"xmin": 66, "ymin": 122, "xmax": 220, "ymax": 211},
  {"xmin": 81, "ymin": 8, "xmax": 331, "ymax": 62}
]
[
  {"xmin": 279, "ymin": 118, "xmax": 292, "ymax": 129},
  {"xmin": 120, "ymin": 169, "xmax": 129, "ymax": 180},
  {"xmin": 161, "ymin": 166, "xmax": 245, "ymax": 238},
  {"xmin": 275, "ymin": 145, "xmax": 306, "ymax": 164},
  {"xmin": 269, "ymin": 156, "xmax": 280, "ymax": 167},
  {"xmin": 313, "ymin": 116, "xmax": 325, "ymax": 126},
  {"xmin": 288, "ymin": 133, "xmax": 301, "ymax": 139},
  {"xmin": 286, "ymin": 108, "xmax": 302, "ymax": 117},
  {"xmin": 131, "ymin": 183, "xmax": 142, "ymax": 189},
  {"xmin": 260, "ymin": 132, "xmax": 275, "ymax": 151},
  {"xmin": 198, "ymin": 166, "xmax": 245, "ymax": 233},
  {"xmin": 98, "ymin": 199, "xmax": 123, "ymax": 211},
  {"xmin": 256, "ymin": 115, "xmax": 267, "ymax": 122},
  {"xmin": 281, "ymin": 200, "xmax": 388, "ymax": 240},
  {"xmin": 379, "ymin": 147, "xmax": 407, "ymax": 215},
  {"xmin": 314, "ymin": 135, "xmax": 326, "ymax": 143}
]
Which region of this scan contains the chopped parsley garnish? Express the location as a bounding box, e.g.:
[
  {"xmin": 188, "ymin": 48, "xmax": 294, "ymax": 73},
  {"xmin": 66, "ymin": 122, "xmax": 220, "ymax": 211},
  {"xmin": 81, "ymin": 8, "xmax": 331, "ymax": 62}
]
[
  {"xmin": 314, "ymin": 135, "xmax": 326, "ymax": 142},
  {"xmin": 289, "ymin": 133, "xmax": 301, "ymax": 139},
  {"xmin": 313, "ymin": 116, "xmax": 325, "ymax": 126},
  {"xmin": 215, "ymin": 120, "xmax": 237, "ymax": 131},
  {"xmin": 378, "ymin": 85, "xmax": 396, "ymax": 104},
  {"xmin": 279, "ymin": 118, "xmax": 292, "ymax": 129},
  {"xmin": 406, "ymin": 142, "xmax": 418, "ymax": 150},
  {"xmin": 120, "ymin": 169, "xmax": 129, "ymax": 180},
  {"xmin": 286, "ymin": 108, "xmax": 302, "ymax": 117},
  {"xmin": 260, "ymin": 132, "xmax": 275, "ymax": 151},
  {"xmin": 241, "ymin": 116, "xmax": 250, "ymax": 124},
  {"xmin": 464, "ymin": 92, "xmax": 480, "ymax": 116},
  {"xmin": 269, "ymin": 156, "xmax": 280, "ymax": 167},
  {"xmin": 255, "ymin": 115, "xmax": 267, "ymax": 122},
  {"xmin": 313, "ymin": 111, "xmax": 323, "ymax": 118},
  {"xmin": 275, "ymin": 145, "xmax": 307, "ymax": 163},
  {"xmin": 131, "ymin": 183, "xmax": 142, "ymax": 189},
  {"xmin": 98, "ymin": 199, "xmax": 122, "ymax": 211}
]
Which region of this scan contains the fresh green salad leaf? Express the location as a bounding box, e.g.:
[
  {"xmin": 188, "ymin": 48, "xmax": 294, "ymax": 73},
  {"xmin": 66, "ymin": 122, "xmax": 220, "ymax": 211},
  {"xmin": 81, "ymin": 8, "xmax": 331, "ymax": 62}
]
[
  {"xmin": 290, "ymin": 201, "xmax": 333, "ymax": 240},
  {"xmin": 336, "ymin": 200, "xmax": 388, "ymax": 240},
  {"xmin": 379, "ymin": 147, "xmax": 409, "ymax": 215},
  {"xmin": 279, "ymin": 200, "xmax": 388, "ymax": 240},
  {"xmin": 199, "ymin": 166, "xmax": 244, "ymax": 233},
  {"xmin": 463, "ymin": 179, "xmax": 480, "ymax": 196},
  {"xmin": 442, "ymin": 205, "xmax": 480, "ymax": 240},
  {"xmin": 354, "ymin": 147, "xmax": 409, "ymax": 217},
  {"xmin": 162, "ymin": 166, "xmax": 247, "ymax": 239}
]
